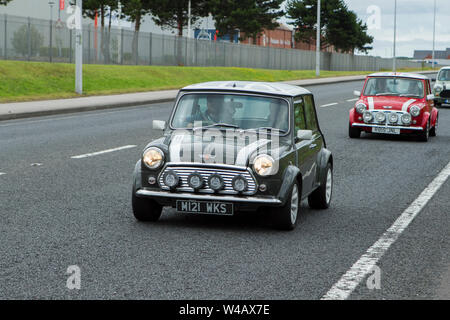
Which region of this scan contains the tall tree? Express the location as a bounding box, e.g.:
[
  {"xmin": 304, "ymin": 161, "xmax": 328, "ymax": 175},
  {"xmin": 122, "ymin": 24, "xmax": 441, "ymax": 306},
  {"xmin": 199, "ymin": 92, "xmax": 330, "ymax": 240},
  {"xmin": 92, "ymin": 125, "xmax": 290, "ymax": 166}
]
[
  {"xmin": 150, "ymin": 0, "xmax": 209, "ymax": 37},
  {"xmin": 209, "ymin": 0, "xmax": 284, "ymax": 44},
  {"xmin": 83, "ymin": 0, "xmax": 118, "ymax": 28},
  {"xmin": 286, "ymin": 0, "xmax": 373, "ymax": 53},
  {"xmin": 0, "ymin": 0, "xmax": 13, "ymax": 5},
  {"xmin": 120, "ymin": 0, "xmax": 154, "ymax": 63},
  {"xmin": 121, "ymin": 0, "xmax": 153, "ymax": 33}
]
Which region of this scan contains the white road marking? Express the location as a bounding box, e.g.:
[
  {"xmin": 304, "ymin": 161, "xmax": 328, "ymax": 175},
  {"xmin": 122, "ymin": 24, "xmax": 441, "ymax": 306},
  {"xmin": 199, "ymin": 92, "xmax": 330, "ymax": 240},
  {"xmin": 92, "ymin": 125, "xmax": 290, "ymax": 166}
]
[
  {"xmin": 320, "ymin": 102, "xmax": 339, "ymax": 108},
  {"xmin": 71, "ymin": 145, "xmax": 137, "ymax": 159},
  {"xmin": 347, "ymin": 98, "xmax": 359, "ymax": 102},
  {"xmin": 0, "ymin": 172, "xmax": 6, "ymax": 176},
  {"xmin": 0, "ymin": 105, "xmax": 165, "ymax": 128},
  {"xmin": 322, "ymin": 161, "xmax": 450, "ymax": 300},
  {"xmin": 30, "ymin": 163, "xmax": 42, "ymax": 167}
]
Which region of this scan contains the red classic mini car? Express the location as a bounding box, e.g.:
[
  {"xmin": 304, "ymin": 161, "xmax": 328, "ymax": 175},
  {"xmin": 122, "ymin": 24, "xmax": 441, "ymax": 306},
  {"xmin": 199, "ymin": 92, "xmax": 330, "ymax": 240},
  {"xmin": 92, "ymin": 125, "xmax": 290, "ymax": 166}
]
[{"xmin": 349, "ymin": 72, "xmax": 438, "ymax": 142}]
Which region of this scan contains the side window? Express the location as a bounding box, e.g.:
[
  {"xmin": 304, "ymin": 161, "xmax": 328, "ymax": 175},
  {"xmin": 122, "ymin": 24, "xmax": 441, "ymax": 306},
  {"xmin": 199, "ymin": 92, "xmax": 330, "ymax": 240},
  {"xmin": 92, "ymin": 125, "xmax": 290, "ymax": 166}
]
[
  {"xmin": 294, "ymin": 99, "xmax": 306, "ymax": 132},
  {"xmin": 303, "ymin": 95, "xmax": 319, "ymax": 131}
]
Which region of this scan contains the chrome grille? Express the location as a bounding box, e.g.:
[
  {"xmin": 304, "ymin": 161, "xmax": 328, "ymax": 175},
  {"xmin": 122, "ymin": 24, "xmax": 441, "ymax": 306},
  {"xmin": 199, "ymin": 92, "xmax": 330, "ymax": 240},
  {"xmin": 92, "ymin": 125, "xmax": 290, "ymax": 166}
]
[
  {"xmin": 367, "ymin": 110, "xmax": 410, "ymax": 126},
  {"xmin": 158, "ymin": 165, "xmax": 257, "ymax": 195}
]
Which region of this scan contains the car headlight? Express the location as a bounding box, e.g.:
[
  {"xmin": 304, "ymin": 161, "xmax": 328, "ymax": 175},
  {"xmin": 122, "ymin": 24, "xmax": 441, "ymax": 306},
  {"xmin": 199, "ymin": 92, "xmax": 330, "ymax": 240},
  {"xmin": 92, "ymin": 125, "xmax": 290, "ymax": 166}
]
[
  {"xmin": 434, "ymin": 85, "xmax": 443, "ymax": 93},
  {"xmin": 253, "ymin": 154, "xmax": 275, "ymax": 176},
  {"xmin": 375, "ymin": 112, "xmax": 386, "ymax": 123},
  {"xmin": 363, "ymin": 111, "xmax": 373, "ymax": 123},
  {"xmin": 355, "ymin": 103, "xmax": 367, "ymax": 114},
  {"xmin": 232, "ymin": 175, "xmax": 248, "ymax": 192},
  {"xmin": 401, "ymin": 113, "xmax": 412, "ymax": 125},
  {"xmin": 143, "ymin": 147, "xmax": 164, "ymax": 169},
  {"xmin": 409, "ymin": 105, "xmax": 421, "ymax": 117},
  {"xmin": 388, "ymin": 113, "xmax": 399, "ymax": 124}
]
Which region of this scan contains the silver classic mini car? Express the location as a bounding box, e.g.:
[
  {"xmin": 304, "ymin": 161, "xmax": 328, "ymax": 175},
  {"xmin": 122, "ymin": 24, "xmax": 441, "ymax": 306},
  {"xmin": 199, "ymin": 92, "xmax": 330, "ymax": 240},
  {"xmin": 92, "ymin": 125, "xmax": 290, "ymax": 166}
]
[{"xmin": 132, "ymin": 81, "xmax": 333, "ymax": 230}]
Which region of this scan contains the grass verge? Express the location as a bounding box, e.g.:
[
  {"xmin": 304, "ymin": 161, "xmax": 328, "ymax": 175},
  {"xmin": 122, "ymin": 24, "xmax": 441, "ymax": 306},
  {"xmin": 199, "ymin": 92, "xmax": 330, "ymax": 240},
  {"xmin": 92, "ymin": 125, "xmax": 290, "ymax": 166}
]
[{"xmin": 0, "ymin": 60, "xmax": 433, "ymax": 103}]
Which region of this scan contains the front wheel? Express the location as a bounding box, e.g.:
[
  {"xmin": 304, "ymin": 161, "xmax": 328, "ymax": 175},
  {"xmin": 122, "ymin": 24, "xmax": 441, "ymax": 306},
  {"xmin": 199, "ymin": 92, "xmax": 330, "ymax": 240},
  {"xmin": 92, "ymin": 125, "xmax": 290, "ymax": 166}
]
[
  {"xmin": 132, "ymin": 191, "xmax": 163, "ymax": 222},
  {"xmin": 349, "ymin": 124, "xmax": 361, "ymax": 138},
  {"xmin": 418, "ymin": 120, "xmax": 430, "ymax": 142},
  {"xmin": 308, "ymin": 163, "xmax": 333, "ymax": 209},
  {"xmin": 430, "ymin": 116, "xmax": 438, "ymax": 137},
  {"xmin": 272, "ymin": 182, "xmax": 300, "ymax": 231}
]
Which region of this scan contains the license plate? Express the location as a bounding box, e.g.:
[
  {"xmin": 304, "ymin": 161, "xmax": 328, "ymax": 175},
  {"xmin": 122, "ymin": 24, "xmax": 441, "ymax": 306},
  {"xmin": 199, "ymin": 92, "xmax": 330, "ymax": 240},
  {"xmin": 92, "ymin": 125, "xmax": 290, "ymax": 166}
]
[
  {"xmin": 176, "ymin": 200, "xmax": 233, "ymax": 215},
  {"xmin": 372, "ymin": 127, "xmax": 400, "ymax": 135}
]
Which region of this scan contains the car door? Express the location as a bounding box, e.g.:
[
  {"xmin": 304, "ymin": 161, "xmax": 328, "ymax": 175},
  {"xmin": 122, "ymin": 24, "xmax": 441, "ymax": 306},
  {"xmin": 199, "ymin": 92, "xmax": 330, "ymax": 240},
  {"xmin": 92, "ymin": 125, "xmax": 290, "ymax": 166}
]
[
  {"xmin": 293, "ymin": 97, "xmax": 315, "ymax": 198},
  {"xmin": 303, "ymin": 94, "xmax": 324, "ymax": 191}
]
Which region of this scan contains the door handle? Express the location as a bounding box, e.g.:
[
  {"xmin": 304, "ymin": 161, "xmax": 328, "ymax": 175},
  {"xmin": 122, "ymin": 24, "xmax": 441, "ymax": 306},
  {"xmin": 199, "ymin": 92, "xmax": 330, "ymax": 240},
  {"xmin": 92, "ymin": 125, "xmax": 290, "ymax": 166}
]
[{"xmin": 309, "ymin": 143, "xmax": 317, "ymax": 149}]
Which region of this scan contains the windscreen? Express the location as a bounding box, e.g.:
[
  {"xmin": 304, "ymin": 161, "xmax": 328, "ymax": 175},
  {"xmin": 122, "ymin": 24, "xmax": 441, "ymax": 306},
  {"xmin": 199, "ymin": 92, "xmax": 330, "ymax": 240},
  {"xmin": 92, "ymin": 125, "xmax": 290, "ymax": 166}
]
[{"xmin": 171, "ymin": 94, "xmax": 289, "ymax": 133}]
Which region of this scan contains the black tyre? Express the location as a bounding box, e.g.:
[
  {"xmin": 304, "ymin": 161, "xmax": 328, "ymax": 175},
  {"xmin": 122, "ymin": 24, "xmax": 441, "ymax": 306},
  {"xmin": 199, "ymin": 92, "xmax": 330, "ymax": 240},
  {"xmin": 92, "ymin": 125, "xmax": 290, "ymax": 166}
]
[
  {"xmin": 430, "ymin": 116, "xmax": 438, "ymax": 137},
  {"xmin": 272, "ymin": 182, "xmax": 300, "ymax": 231},
  {"xmin": 418, "ymin": 120, "xmax": 430, "ymax": 142},
  {"xmin": 132, "ymin": 191, "xmax": 163, "ymax": 222},
  {"xmin": 308, "ymin": 163, "xmax": 333, "ymax": 209},
  {"xmin": 349, "ymin": 124, "xmax": 361, "ymax": 138}
]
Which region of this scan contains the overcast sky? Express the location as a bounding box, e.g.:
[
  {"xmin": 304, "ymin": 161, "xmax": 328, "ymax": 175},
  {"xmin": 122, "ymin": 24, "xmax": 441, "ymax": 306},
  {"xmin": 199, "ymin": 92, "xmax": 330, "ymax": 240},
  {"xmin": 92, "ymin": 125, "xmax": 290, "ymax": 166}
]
[
  {"xmin": 342, "ymin": 0, "xmax": 449, "ymax": 57},
  {"xmin": 281, "ymin": 0, "xmax": 449, "ymax": 58}
]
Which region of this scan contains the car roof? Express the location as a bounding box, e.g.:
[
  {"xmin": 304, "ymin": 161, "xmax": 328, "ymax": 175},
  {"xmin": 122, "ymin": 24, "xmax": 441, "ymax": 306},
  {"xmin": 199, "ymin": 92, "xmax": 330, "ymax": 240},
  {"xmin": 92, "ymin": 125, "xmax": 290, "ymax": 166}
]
[
  {"xmin": 438, "ymin": 66, "xmax": 450, "ymax": 70},
  {"xmin": 367, "ymin": 72, "xmax": 429, "ymax": 80},
  {"xmin": 180, "ymin": 81, "xmax": 311, "ymax": 97}
]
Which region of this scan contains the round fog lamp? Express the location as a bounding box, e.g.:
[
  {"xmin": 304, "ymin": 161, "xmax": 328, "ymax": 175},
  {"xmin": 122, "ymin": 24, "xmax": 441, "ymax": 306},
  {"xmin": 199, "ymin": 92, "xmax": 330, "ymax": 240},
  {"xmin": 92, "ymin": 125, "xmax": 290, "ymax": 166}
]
[
  {"xmin": 208, "ymin": 174, "xmax": 224, "ymax": 191},
  {"xmin": 375, "ymin": 112, "xmax": 386, "ymax": 123},
  {"xmin": 388, "ymin": 113, "xmax": 399, "ymax": 124},
  {"xmin": 188, "ymin": 172, "xmax": 204, "ymax": 190},
  {"xmin": 401, "ymin": 113, "xmax": 412, "ymax": 125},
  {"xmin": 363, "ymin": 111, "xmax": 373, "ymax": 123},
  {"xmin": 163, "ymin": 171, "xmax": 179, "ymax": 189},
  {"xmin": 232, "ymin": 175, "xmax": 248, "ymax": 192}
]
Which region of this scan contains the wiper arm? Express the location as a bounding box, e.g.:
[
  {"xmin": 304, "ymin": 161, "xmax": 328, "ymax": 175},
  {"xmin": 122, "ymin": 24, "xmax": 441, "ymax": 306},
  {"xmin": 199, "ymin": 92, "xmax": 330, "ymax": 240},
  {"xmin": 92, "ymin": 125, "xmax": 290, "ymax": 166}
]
[
  {"xmin": 399, "ymin": 94, "xmax": 421, "ymax": 97},
  {"xmin": 375, "ymin": 92, "xmax": 399, "ymax": 96},
  {"xmin": 196, "ymin": 123, "xmax": 239, "ymax": 130},
  {"xmin": 246, "ymin": 127, "xmax": 287, "ymax": 133}
]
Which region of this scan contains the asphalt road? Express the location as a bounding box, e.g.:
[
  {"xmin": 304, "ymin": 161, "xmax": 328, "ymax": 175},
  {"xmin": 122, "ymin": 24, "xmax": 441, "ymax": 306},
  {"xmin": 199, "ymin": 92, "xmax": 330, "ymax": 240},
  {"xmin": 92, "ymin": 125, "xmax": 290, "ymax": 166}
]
[{"xmin": 0, "ymin": 77, "xmax": 449, "ymax": 299}]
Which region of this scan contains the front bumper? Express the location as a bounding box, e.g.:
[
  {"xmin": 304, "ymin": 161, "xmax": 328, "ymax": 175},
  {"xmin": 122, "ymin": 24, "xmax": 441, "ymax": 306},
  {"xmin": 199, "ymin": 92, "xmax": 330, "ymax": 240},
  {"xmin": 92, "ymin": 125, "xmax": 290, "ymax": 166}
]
[
  {"xmin": 135, "ymin": 188, "xmax": 282, "ymax": 210},
  {"xmin": 352, "ymin": 123, "xmax": 424, "ymax": 132}
]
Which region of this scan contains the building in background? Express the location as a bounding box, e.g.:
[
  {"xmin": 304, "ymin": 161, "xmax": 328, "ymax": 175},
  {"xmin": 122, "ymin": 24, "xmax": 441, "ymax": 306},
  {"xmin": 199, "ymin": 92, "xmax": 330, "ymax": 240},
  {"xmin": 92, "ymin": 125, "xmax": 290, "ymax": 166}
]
[
  {"xmin": 240, "ymin": 23, "xmax": 293, "ymax": 49},
  {"xmin": 414, "ymin": 48, "xmax": 450, "ymax": 60}
]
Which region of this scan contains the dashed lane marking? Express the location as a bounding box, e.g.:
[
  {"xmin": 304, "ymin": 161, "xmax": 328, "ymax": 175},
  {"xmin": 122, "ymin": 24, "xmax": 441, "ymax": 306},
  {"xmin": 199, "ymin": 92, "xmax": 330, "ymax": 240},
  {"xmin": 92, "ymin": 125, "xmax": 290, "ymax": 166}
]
[{"xmin": 71, "ymin": 145, "xmax": 137, "ymax": 159}]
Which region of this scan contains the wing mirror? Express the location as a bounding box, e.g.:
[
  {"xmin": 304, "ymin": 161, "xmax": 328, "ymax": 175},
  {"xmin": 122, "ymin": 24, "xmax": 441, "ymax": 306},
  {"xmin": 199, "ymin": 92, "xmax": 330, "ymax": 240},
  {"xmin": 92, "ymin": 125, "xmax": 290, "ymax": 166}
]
[
  {"xmin": 431, "ymin": 78, "xmax": 436, "ymax": 82},
  {"xmin": 353, "ymin": 90, "xmax": 361, "ymax": 97},
  {"xmin": 153, "ymin": 120, "xmax": 166, "ymax": 130},
  {"xmin": 427, "ymin": 94, "xmax": 435, "ymax": 101},
  {"xmin": 297, "ymin": 129, "xmax": 313, "ymax": 140}
]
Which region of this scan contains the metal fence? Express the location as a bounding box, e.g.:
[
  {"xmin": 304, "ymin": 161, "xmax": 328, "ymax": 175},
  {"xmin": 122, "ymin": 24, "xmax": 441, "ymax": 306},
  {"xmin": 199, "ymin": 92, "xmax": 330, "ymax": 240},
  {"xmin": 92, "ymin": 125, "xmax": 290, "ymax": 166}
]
[{"xmin": 0, "ymin": 14, "xmax": 426, "ymax": 71}]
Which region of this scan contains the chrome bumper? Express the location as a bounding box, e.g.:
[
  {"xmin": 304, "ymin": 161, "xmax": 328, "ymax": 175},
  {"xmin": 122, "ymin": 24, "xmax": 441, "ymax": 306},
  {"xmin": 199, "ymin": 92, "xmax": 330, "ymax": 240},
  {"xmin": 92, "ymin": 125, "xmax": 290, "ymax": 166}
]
[
  {"xmin": 352, "ymin": 123, "xmax": 424, "ymax": 131},
  {"xmin": 135, "ymin": 189, "xmax": 282, "ymax": 205}
]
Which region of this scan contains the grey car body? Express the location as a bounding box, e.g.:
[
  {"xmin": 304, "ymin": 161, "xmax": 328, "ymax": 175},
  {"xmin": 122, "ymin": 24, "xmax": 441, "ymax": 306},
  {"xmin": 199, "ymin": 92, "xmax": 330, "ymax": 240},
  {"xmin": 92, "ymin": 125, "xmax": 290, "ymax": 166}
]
[
  {"xmin": 132, "ymin": 81, "xmax": 333, "ymax": 230},
  {"xmin": 434, "ymin": 66, "xmax": 450, "ymax": 106}
]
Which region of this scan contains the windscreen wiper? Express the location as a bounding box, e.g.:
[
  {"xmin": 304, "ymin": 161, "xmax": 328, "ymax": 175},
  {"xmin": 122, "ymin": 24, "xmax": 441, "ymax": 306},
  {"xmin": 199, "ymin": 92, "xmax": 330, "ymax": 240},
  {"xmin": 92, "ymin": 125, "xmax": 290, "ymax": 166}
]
[{"xmin": 246, "ymin": 127, "xmax": 287, "ymax": 133}]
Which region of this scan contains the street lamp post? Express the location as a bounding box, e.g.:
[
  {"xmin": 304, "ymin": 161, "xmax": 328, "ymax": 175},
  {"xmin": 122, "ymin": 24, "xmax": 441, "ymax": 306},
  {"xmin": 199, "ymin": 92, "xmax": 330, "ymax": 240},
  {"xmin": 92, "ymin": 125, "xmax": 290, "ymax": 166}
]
[
  {"xmin": 315, "ymin": 0, "xmax": 321, "ymax": 77},
  {"xmin": 75, "ymin": 0, "xmax": 83, "ymax": 94},
  {"xmin": 432, "ymin": 0, "xmax": 436, "ymax": 69},
  {"xmin": 393, "ymin": 0, "xmax": 397, "ymax": 72},
  {"xmin": 187, "ymin": 0, "xmax": 192, "ymax": 38}
]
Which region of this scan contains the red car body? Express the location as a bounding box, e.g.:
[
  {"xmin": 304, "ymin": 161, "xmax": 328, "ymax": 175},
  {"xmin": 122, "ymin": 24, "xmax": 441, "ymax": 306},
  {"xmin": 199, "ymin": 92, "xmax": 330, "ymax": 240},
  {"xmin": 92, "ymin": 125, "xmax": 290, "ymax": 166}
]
[{"xmin": 349, "ymin": 73, "xmax": 439, "ymax": 141}]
